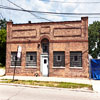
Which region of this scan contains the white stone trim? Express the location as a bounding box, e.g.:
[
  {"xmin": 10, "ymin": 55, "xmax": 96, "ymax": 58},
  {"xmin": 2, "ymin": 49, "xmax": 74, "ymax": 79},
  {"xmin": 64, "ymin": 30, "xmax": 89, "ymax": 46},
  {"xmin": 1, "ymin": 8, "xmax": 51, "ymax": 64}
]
[
  {"xmin": 53, "ymin": 66, "xmax": 65, "ymax": 69},
  {"xmin": 25, "ymin": 66, "xmax": 37, "ymax": 68},
  {"xmin": 70, "ymin": 67, "xmax": 83, "ymax": 69},
  {"xmin": 10, "ymin": 66, "xmax": 21, "ymax": 68}
]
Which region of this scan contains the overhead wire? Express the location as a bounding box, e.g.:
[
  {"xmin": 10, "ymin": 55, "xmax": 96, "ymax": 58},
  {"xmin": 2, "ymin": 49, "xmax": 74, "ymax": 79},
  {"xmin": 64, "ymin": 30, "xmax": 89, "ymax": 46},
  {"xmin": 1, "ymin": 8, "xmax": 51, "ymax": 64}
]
[
  {"xmin": 39, "ymin": 0, "xmax": 100, "ymax": 4},
  {"xmin": 0, "ymin": 13, "xmax": 3, "ymax": 19},
  {"xmin": 0, "ymin": 0, "xmax": 100, "ymax": 22},
  {"xmin": 39, "ymin": 0, "xmax": 100, "ymax": 19},
  {"xmin": 0, "ymin": 0, "xmax": 4, "ymax": 19},
  {"xmin": 49, "ymin": 13, "xmax": 100, "ymax": 18},
  {"xmin": 0, "ymin": 4, "xmax": 100, "ymax": 22},
  {"xmin": 7, "ymin": 0, "xmax": 52, "ymax": 22},
  {"xmin": 1, "ymin": 5, "xmax": 100, "ymax": 16}
]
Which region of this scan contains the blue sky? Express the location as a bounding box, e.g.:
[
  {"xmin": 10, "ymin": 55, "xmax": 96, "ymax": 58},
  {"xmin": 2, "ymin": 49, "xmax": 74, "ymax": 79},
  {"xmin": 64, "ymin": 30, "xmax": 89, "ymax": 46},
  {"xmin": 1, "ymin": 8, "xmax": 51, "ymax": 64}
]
[{"xmin": 0, "ymin": 0, "xmax": 100, "ymax": 25}]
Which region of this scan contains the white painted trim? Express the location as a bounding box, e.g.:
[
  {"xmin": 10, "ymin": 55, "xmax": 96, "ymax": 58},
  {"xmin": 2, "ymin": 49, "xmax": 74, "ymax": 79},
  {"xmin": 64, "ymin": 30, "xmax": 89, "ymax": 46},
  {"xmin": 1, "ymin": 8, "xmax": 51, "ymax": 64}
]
[
  {"xmin": 25, "ymin": 66, "xmax": 37, "ymax": 68},
  {"xmin": 70, "ymin": 67, "xmax": 82, "ymax": 69},
  {"xmin": 53, "ymin": 67, "xmax": 65, "ymax": 69},
  {"xmin": 10, "ymin": 66, "xmax": 21, "ymax": 68}
]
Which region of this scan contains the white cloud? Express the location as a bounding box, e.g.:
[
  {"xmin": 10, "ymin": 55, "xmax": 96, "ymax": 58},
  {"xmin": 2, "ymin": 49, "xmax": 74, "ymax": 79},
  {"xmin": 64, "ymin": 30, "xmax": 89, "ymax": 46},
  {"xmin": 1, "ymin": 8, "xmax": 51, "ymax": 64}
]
[{"xmin": 0, "ymin": 0, "xmax": 100, "ymax": 24}]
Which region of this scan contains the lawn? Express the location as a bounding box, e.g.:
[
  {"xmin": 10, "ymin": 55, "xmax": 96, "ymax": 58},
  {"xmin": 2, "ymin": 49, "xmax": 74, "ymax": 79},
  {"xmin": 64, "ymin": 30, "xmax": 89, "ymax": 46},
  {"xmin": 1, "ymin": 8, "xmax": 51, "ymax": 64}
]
[
  {"xmin": 0, "ymin": 79, "xmax": 92, "ymax": 90},
  {"xmin": 0, "ymin": 65, "xmax": 5, "ymax": 69}
]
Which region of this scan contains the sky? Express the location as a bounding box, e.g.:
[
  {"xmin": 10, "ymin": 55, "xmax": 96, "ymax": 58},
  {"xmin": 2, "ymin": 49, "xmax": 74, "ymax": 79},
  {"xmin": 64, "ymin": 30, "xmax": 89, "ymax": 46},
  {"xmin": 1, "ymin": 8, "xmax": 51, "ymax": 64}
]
[{"xmin": 0, "ymin": 0, "xmax": 100, "ymax": 25}]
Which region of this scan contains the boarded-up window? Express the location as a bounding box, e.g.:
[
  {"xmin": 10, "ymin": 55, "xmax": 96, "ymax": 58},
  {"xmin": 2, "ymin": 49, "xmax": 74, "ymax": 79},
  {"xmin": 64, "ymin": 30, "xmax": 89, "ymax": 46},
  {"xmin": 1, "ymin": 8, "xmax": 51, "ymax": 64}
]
[
  {"xmin": 11, "ymin": 52, "xmax": 21, "ymax": 66},
  {"xmin": 53, "ymin": 51, "xmax": 65, "ymax": 67},
  {"xmin": 26, "ymin": 52, "xmax": 37, "ymax": 66},
  {"xmin": 70, "ymin": 51, "xmax": 82, "ymax": 67}
]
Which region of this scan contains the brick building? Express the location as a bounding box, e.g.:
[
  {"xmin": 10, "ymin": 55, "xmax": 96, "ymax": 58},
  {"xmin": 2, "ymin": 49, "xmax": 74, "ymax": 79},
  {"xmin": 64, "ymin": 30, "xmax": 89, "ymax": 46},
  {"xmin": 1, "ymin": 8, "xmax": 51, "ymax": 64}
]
[{"xmin": 6, "ymin": 17, "xmax": 89, "ymax": 78}]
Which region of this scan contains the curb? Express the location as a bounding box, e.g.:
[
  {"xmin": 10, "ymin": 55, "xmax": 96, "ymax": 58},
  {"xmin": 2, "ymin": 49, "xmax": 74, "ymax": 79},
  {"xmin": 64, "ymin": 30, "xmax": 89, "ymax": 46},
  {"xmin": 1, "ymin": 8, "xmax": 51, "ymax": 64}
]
[{"xmin": 0, "ymin": 83, "xmax": 93, "ymax": 93}]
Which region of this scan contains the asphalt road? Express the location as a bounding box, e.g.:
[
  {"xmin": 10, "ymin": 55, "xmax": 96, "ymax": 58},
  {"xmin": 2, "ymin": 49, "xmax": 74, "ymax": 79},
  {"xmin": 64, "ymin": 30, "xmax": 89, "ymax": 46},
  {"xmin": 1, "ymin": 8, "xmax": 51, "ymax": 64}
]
[{"xmin": 0, "ymin": 84, "xmax": 100, "ymax": 100}]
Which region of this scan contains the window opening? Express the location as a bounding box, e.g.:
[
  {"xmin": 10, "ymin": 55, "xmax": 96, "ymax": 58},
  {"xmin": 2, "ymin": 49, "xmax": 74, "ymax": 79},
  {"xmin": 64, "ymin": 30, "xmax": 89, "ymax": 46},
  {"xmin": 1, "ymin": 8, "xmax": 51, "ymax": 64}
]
[{"xmin": 44, "ymin": 59, "xmax": 47, "ymax": 64}]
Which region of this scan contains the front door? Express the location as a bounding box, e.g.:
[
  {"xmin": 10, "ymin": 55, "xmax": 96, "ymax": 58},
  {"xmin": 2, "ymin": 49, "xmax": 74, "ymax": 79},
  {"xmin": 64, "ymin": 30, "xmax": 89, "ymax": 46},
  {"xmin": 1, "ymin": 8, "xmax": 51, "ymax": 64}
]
[{"xmin": 41, "ymin": 55, "xmax": 49, "ymax": 76}]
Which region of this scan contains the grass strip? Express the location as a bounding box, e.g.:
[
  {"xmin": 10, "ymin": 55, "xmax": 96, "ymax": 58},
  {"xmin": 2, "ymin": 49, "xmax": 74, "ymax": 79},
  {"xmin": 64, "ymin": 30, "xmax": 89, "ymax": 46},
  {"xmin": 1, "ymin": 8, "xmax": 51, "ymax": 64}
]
[
  {"xmin": 0, "ymin": 66, "xmax": 5, "ymax": 69},
  {"xmin": 0, "ymin": 79, "xmax": 92, "ymax": 90}
]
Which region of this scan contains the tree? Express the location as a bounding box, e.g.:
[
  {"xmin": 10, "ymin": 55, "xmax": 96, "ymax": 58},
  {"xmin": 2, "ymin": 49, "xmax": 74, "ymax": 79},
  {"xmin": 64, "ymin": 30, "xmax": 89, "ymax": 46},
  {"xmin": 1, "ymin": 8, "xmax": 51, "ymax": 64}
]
[
  {"xmin": 0, "ymin": 19, "xmax": 6, "ymax": 29},
  {"xmin": 88, "ymin": 21, "xmax": 100, "ymax": 58},
  {"xmin": 0, "ymin": 19, "xmax": 6, "ymax": 66}
]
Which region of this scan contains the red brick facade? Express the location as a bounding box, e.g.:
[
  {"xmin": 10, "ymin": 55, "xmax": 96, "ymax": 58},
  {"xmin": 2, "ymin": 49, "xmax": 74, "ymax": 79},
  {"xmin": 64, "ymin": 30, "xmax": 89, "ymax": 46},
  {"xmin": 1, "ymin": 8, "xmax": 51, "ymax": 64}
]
[{"xmin": 6, "ymin": 17, "xmax": 89, "ymax": 78}]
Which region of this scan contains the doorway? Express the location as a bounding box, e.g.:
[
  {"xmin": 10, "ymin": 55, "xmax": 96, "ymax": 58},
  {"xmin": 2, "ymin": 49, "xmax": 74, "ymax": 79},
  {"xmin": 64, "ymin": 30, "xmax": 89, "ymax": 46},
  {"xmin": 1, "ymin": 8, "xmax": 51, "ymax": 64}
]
[{"xmin": 40, "ymin": 38, "xmax": 49, "ymax": 76}]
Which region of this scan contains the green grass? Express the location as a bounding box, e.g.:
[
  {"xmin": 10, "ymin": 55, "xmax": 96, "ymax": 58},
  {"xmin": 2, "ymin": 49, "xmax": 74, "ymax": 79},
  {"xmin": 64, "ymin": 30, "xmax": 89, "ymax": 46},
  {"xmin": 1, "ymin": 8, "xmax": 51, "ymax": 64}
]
[
  {"xmin": 0, "ymin": 79, "xmax": 92, "ymax": 90},
  {"xmin": 0, "ymin": 65, "xmax": 5, "ymax": 69}
]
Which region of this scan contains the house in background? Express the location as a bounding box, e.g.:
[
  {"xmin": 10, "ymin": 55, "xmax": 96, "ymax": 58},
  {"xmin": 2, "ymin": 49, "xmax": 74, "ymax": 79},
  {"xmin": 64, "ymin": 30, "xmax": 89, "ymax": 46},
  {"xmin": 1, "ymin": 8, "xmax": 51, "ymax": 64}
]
[{"xmin": 6, "ymin": 17, "xmax": 89, "ymax": 78}]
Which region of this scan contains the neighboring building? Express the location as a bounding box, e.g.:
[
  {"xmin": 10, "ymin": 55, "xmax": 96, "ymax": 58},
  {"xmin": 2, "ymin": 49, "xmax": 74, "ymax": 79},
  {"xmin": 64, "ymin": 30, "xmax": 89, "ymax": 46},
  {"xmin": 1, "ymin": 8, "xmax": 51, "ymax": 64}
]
[{"xmin": 6, "ymin": 17, "xmax": 89, "ymax": 78}]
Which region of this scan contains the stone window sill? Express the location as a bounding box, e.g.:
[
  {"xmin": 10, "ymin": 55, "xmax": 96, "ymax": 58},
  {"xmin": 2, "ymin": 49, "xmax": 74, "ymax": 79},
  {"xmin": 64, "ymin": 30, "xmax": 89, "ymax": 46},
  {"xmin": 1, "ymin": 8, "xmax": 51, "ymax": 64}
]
[
  {"xmin": 70, "ymin": 67, "xmax": 82, "ymax": 69},
  {"xmin": 10, "ymin": 66, "xmax": 21, "ymax": 68},
  {"xmin": 53, "ymin": 67, "xmax": 65, "ymax": 69},
  {"xmin": 25, "ymin": 66, "xmax": 37, "ymax": 68}
]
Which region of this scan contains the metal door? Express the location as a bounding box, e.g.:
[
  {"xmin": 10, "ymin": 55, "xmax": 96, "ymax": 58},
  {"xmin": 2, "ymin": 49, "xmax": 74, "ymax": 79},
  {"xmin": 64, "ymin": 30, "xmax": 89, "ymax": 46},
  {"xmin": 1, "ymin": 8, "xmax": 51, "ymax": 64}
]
[
  {"xmin": 41, "ymin": 55, "xmax": 48, "ymax": 76},
  {"xmin": 42, "ymin": 57, "xmax": 48, "ymax": 76}
]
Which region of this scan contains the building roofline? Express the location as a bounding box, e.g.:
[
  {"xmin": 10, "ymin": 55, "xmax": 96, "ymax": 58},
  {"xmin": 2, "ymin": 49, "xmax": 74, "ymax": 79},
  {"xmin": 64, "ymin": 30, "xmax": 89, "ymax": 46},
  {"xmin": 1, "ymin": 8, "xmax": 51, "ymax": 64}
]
[
  {"xmin": 7, "ymin": 17, "xmax": 88, "ymax": 26},
  {"xmin": 13, "ymin": 20, "xmax": 81, "ymax": 25}
]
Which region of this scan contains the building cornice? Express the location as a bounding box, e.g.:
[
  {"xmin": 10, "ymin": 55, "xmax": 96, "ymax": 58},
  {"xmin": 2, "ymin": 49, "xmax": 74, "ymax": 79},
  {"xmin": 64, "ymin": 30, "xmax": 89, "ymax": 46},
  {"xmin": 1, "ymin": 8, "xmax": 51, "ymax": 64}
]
[{"xmin": 6, "ymin": 39, "xmax": 88, "ymax": 44}]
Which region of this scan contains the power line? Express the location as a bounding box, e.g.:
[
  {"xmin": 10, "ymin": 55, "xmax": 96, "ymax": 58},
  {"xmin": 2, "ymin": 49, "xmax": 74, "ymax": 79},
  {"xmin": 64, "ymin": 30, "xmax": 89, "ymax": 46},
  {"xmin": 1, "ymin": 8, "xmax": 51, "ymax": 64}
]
[
  {"xmin": 39, "ymin": 0, "xmax": 100, "ymax": 4},
  {"xmin": 51, "ymin": 15, "xmax": 100, "ymax": 18},
  {"xmin": 0, "ymin": 13, "xmax": 3, "ymax": 19},
  {"xmin": 1, "ymin": 5, "xmax": 100, "ymax": 22},
  {"xmin": 7, "ymin": 0, "xmax": 52, "ymax": 22},
  {"xmin": 49, "ymin": 12, "xmax": 100, "ymax": 18},
  {"xmin": 0, "ymin": 0, "xmax": 3, "ymax": 19},
  {"xmin": 1, "ymin": 5, "xmax": 100, "ymax": 16}
]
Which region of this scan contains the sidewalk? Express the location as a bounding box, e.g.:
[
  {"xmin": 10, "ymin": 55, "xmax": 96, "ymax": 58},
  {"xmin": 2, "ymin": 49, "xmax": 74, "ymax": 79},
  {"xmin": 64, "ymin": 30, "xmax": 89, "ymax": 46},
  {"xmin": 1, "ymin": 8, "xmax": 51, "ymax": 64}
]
[{"xmin": 0, "ymin": 75, "xmax": 92, "ymax": 85}]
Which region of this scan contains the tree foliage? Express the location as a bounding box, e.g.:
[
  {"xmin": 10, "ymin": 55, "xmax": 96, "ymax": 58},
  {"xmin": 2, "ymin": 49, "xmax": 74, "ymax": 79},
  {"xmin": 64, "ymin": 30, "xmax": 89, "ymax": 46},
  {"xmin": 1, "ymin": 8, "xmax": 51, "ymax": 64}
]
[
  {"xmin": 0, "ymin": 19, "xmax": 6, "ymax": 66},
  {"xmin": 88, "ymin": 21, "xmax": 100, "ymax": 58},
  {"xmin": 0, "ymin": 19, "xmax": 6, "ymax": 29}
]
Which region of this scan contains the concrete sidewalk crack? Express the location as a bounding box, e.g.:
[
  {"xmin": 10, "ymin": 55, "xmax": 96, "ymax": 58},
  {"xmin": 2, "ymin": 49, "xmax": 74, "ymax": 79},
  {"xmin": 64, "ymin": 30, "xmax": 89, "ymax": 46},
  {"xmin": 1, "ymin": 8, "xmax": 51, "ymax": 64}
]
[{"xmin": 7, "ymin": 87, "xmax": 25, "ymax": 100}]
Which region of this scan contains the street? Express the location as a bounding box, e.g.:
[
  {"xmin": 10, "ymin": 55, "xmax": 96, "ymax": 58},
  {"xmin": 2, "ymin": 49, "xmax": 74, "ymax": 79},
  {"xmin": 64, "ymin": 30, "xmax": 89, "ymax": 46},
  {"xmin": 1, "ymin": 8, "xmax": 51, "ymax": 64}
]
[{"xmin": 0, "ymin": 84, "xmax": 100, "ymax": 100}]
